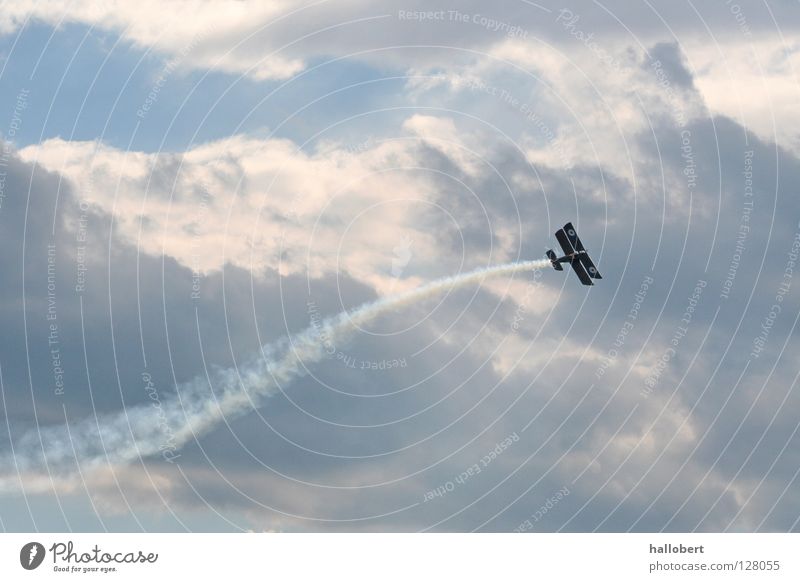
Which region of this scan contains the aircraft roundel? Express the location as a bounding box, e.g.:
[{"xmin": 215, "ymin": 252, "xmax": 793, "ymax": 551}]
[
  {"xmin": 568, "ymin": 229, "xmax": 576, "ymax": 236},
  {"xmin": 589, "ymin": 266, "xmax": 596, "ymax": 273}
]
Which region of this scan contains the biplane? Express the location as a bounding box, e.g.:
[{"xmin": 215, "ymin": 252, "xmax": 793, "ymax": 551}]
[{"xmin": 546, "ymin": 222, "xmax": 602, "ymax": 286}]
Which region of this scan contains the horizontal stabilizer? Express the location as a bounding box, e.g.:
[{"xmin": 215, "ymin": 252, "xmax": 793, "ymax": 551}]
[{"xmin": 546, "ymin": 249, "xmax": 563, "ymax": 271}]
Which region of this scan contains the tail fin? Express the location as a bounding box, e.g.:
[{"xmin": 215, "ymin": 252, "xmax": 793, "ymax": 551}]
[{"xmin": 546, "ymin": 249, "xmax": 563, "ymax": 271}]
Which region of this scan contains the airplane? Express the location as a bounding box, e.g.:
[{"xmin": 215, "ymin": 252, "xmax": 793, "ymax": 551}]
[{"xmin": 546, "ymin": 222, "xmax": 602, "ymax": 286}]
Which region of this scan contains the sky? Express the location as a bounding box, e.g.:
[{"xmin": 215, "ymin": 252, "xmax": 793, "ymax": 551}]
[{"xmin": 1, "ymin": 0, "xmax": 800, "ymax": 532}]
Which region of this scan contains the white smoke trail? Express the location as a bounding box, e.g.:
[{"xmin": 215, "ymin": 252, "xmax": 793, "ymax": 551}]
[{"xmin": 0, "ymin": 259, "xmax": 549, "ymax": 492}]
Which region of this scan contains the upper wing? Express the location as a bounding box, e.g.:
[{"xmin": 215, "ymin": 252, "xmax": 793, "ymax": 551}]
[
  {"xmin": 562, "ymin": 222, "xmax": 586, "ymax": 252},
  {"xmin": 555, "ymin": 228, "xmax": 575, "ymax": 255},
  {"xmin": 570, "ymin": 259, "xmax": 594, "ymax": 285}
]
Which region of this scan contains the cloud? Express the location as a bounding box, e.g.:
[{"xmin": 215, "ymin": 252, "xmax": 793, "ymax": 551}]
[
  {"xmin": 7, "ymin": 117, "xmax": 800, "ymax": 531},
  {"xmin": 0, "ymin": 0, "xmax": 303, "ymax": 80},
  {"xmin": 10, "ymin": 71, "xmax": 800, "ymax": 530},
  {"xmin": 3, "ymin": 1, "xmax": 800, "ymax": 83},
  {"xmin": 4, "ymin": 0, "xmax": 800, "ymax": 533},
  {"xmin": 648, "ymin": 42, "xmax": 694, "ymax": 89},
  {"xmin": 19, "ymin": 113, "xmax": 536, "ymax": 295}
]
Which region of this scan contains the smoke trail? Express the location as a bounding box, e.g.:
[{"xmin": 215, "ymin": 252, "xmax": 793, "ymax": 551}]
[{"xmin": 0, "ymin": 259, "xmax": 549, "ymax": 492}]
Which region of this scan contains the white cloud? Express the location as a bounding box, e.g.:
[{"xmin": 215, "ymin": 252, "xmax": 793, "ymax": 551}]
[
  {"xmin": 19, "ymin": 115, "xmax": 522, "ymax": 294},
  {"xmin": 1, "ymin": 0, "xmax": 302, "ymax": 79},
  {"xmin": 682, "ymin": 38, "xmax": 800, "ymax": 152}
]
